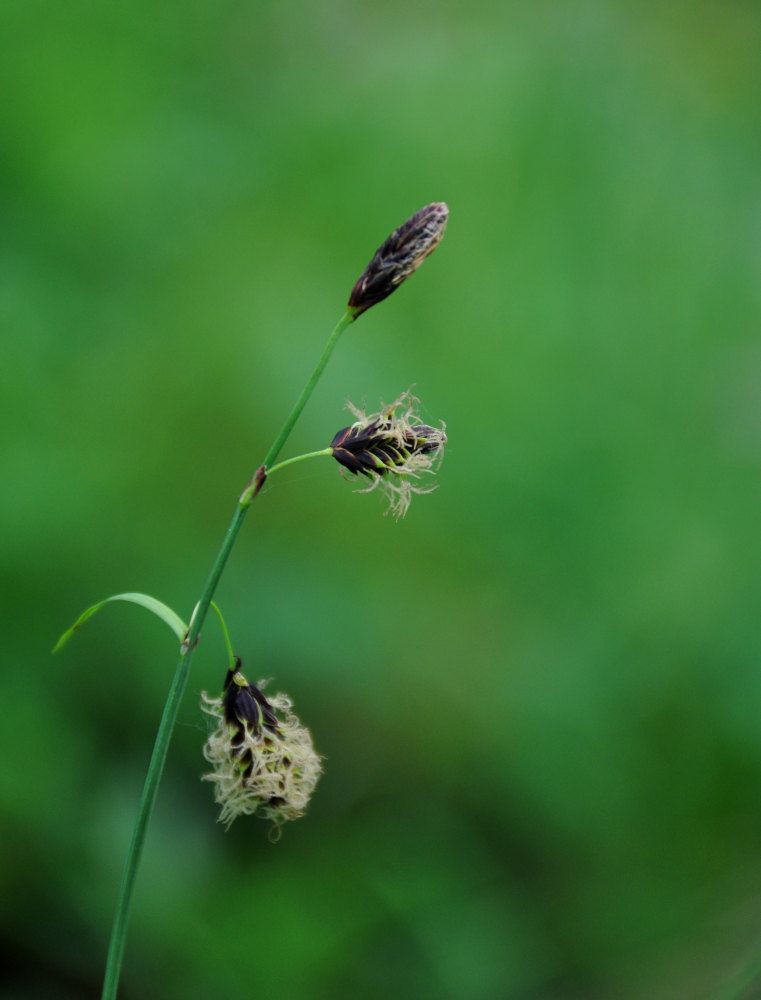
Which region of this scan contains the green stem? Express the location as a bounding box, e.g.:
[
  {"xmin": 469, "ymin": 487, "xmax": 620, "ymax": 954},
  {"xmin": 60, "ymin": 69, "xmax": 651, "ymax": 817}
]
[
  {"xmin": 263, "ymin": 310, "xmax": 355, "ymax": 470},
  {"xmin": 209, "ymin": 601, "xmax": 236, "ymax": 670},
  {"xmin": 100, "ymin": 308, "xmax": 354, "ymax": 1000},
  {"xmin": 268, "ymin": 448, "xmax": 333, "ymax": 476}
]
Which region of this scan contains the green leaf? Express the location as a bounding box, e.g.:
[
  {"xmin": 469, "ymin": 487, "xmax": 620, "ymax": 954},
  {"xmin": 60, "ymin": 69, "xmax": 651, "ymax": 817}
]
[{"xmin": 52, "ymin": 592, "xmax": 188, "ymax": 653}]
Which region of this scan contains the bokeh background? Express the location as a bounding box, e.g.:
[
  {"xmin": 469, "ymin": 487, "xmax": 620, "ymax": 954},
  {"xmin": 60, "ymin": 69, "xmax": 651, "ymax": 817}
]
[{"xmin": 3, "ymin": 1, "xmax": 761, "ymax": 997}]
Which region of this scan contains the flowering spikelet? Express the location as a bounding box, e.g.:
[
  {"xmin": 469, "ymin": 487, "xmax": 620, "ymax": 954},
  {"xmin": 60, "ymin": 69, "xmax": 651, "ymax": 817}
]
[
  {"xmin": 201, "ymin": 659, "xmax": 322, "ymax": 831},
  {"xmin": 348, "ymin": 202, "xmax": 449, "ymax": 317},
  {"xmin": 330, "ymin": 392, "xmax": 447, "ymax": 518}
]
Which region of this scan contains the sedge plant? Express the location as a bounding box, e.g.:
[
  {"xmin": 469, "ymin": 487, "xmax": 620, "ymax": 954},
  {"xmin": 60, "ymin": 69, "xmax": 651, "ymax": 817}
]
[{"xmin": 54, "ymin": 202, "xmax": 449, "ymax": 1000}]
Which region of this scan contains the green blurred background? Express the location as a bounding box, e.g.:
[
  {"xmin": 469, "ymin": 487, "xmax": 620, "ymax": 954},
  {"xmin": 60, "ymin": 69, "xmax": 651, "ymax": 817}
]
[{"xmin": 3, "ymin": 1, "xmax": 761, "ymax": 997}]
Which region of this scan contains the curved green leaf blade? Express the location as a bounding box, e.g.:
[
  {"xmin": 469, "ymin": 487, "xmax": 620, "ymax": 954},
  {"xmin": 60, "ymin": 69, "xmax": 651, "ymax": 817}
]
[{"xmin": 53, "ymin": 592, "xmax": 188, "ymax": 653}]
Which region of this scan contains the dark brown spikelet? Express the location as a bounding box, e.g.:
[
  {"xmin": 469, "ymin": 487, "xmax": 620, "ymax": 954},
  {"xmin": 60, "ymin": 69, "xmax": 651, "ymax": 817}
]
[
  {"xmin": 348, "ymin": 202, "xmax": 449, "ymax": 317},
  {"xmin": 223, "ymin": 658, "xmax": 280, "ymax": 738},
  {"xmin": 330, "ymin": 418, "xmax": 444, "ymax": 478}
]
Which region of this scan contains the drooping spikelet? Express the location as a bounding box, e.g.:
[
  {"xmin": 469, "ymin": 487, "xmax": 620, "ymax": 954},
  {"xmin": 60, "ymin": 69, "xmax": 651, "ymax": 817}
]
[{"xmin": 201, "ymin": 660, "xmax": 322, "ymax": 832}]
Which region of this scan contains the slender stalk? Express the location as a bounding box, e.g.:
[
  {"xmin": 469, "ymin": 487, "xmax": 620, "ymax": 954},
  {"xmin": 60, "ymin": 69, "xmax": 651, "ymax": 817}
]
[
  {"xmin": 100, "ymin": 308, "xmax": 354, "ymax": 1000},
  {"xmin": 209, "ymin": 601, "xmax": 236, "ymax": 669},
  {"xmin": 268, "ymin": 448, "xmax": 332, "ymax": 476},
  {"xmin": 263, "ymin": 310, "xmax": 355, "ymax": 471}
]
